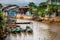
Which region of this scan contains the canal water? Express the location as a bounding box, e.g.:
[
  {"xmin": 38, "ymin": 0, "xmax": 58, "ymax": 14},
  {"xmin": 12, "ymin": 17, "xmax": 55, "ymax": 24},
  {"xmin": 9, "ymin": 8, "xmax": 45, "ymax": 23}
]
[{"xmin": 5, "ymin": 19, "xmax": 60, "ymax": 40}]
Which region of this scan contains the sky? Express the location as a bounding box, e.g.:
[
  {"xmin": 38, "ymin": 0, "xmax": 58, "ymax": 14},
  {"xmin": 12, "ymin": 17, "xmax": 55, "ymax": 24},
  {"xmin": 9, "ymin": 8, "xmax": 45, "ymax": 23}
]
[{"xmin": 0, "ymin": 0, "xmax": 47, "ymax": 6}]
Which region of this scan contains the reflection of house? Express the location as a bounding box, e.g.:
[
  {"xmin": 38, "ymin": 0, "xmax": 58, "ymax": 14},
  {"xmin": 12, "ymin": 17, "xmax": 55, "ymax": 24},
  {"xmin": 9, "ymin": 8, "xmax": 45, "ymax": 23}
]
[{"xmin": 48, "ymin": 0, "xmax": 60, "ymax": 16}]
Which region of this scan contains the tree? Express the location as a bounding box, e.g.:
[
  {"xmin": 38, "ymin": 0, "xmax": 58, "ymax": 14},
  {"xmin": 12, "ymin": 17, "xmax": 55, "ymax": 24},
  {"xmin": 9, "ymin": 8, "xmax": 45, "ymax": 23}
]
[
  {"xmin": 28, "ymin": 2, "xmax": 37, "ymax": 8},
  {"xmin": 38, "ymin": 2, "xmax": 58, "ymax": 17},
  {"xmin": 45, "ymin": 5, "xmax": 52, "ymax": 17},
  {"xmin": 0, "ymin": 3, "xmax": 3, "ymax": 9},
  {"xmin": 28, "ymin": 2, "xmax": 58, "ymax": 17},
  {"xmin": 0, "ymin": 11, "xmax": 5, "ymax": 40},
  {"xmin": 28, "ymin": 2, "xmax": 37, "ymax": 14},
  {"xmin": 38, "ymin": 2, "xmax": 47, "ymax": 17},
  {"xmin": 39, "ymin": 2, "xmax": 47, "ymax": 9},
  {"xmin": 0, "ymin": 4, "xmax": 4, "ymax": 28},
  {"xmin": 0, "ymin": 11, "xmax": 4, "ymax": 28},
  {"xmin": 0, "ymin": 4, "xmax": 5, "ymax": 40},
  {"xmin": 45, "ymin": 4, "xmax": 58, "ymax": 17},
  {"xmin": 52, "ymin": 5, "xmax": 58, "ymax": 16}
]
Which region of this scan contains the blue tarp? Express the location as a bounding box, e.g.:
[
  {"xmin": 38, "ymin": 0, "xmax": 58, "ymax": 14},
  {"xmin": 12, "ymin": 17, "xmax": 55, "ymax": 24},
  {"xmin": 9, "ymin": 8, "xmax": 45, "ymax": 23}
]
[
  {"xmin": 26, "ymin": 11, "xmax": 31, "ymax": 15},
  {"xmin": 8, "ymin": 11, "xmax": 15, "ymax": 17}
]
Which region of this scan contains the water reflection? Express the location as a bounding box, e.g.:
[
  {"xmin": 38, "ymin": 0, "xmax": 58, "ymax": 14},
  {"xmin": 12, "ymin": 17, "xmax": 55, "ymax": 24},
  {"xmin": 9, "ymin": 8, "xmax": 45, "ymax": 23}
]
[
  {"xmin": 5, "ymin": 20, "xmax": 60, "ymax": 40},
  {"xmin": 6, "ymin": 33, "xmax": 33, "ymax": 40}
]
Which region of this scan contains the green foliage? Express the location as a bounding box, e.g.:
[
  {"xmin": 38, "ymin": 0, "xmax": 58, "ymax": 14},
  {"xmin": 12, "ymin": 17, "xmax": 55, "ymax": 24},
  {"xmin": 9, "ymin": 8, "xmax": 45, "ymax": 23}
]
[
  {"xmin": 45, "ymin": 5, "xmax": 58, "ymax": 17},
  {"xmin": 28, "ymin": 2, "xmax": 58, "ymax": 17},
  {"xmin": 37, "ymin": 2, "xmax": 48, "ymax": 17},
  {"xmin": 52, "ymin": 5, "xmax": 58, "ymax": 12},
  {"xmin": 0, "ymin": 11, "xmax": 5, "ymax": 28},
  {"xmin": 39, "ymin": 2, "xmax": 47, "ymax": 9},
  {"xmin": 28, "ymin": 2, "xmax": 37, "ymax": 14},
  {"xmin": 12, "ymin": 4, "xmax": 18, "ymax": 6},
  {"xmin": 0, "ymin": 4, "xmax": 3, "ymax": 9},
  {"xmin": 28, "ymin": 2, "xmax": 37, "ymax": 8}
]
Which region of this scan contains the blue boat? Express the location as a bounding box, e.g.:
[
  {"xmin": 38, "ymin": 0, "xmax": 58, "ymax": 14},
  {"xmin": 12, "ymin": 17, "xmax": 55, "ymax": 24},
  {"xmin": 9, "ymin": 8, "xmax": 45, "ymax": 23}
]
[
  {"xmin": 11, "ymin": 28, "xmax": 15, "ymax": 33},
  {"xmin": 16, "ymin": 27, "xmax": 21, "ymax": 33}
]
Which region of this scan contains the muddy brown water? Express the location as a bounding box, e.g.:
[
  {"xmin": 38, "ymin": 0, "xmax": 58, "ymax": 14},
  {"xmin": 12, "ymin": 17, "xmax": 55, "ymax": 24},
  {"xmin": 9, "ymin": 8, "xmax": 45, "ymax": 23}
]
[{"xmin": 5, "ymin": 19, "xmax": 60, "ymax": 40}]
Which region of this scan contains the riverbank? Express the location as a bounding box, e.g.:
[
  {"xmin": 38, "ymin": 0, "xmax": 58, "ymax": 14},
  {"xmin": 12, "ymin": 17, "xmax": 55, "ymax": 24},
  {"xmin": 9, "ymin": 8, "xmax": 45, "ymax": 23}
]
[{"xmin": 31, "ymin": 16, "xmax": 60, "ymax": 24}]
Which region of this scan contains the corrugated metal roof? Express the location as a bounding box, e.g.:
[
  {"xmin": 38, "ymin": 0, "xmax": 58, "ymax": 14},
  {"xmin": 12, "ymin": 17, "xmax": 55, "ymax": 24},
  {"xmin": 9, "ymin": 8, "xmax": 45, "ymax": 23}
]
[{"xmin": 19, "ymin": 6, "xmax": 29, "ymax": 8}]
